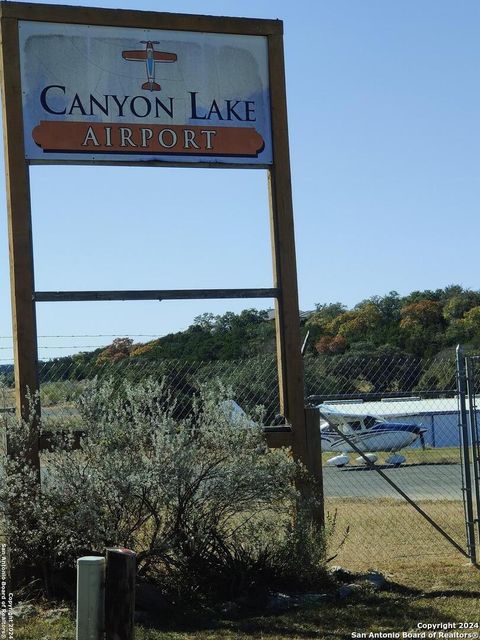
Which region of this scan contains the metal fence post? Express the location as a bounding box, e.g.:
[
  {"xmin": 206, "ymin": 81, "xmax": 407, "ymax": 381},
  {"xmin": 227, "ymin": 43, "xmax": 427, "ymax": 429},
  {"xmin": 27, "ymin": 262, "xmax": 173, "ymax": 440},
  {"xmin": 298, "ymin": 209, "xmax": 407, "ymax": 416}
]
[
  {"xmin": 456, "ymin": 345, "xmax": 477, "ymax": 565},
  {"xmin": 465, "ymin": 356, "xmax": 480, "ymax": 551}
]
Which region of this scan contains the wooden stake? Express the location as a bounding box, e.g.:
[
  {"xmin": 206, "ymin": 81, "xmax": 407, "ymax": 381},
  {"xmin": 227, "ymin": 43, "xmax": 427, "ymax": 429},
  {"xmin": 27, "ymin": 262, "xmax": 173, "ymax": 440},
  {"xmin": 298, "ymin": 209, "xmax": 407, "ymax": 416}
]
[
  {"xmin": 304, "ymin": 406, "xmax": 325, "ymax": 529},
  {"xmin": 105, "ymin": 548, "xmax": 136, "ymax": 640}
]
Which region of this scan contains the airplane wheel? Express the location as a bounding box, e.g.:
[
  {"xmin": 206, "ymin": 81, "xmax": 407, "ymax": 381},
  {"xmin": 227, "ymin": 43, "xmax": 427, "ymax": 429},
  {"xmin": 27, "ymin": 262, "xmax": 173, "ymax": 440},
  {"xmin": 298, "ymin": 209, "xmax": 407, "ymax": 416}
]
[
  {"xmin": 385, "ymin": 453, "xmax": 406, "ymax": 466},
  {"xmin": 327, "ymin": 454, "xmax": 350, "ymax": 467}
]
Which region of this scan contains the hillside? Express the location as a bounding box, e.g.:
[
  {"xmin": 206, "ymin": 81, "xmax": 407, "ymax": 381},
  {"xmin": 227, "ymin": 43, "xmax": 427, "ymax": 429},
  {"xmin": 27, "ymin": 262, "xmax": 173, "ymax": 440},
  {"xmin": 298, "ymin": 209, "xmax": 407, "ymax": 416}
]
[
  {"xmin": 90, "ymin": 285, "xmax": 480, "ymax": 365},
  {"xmin": 305, "ymin": 285, "xmax": 480, "ymax": 359},
  {"xmin": 2, "ymin": 285, "xmax": 480, "ymax": 383}
]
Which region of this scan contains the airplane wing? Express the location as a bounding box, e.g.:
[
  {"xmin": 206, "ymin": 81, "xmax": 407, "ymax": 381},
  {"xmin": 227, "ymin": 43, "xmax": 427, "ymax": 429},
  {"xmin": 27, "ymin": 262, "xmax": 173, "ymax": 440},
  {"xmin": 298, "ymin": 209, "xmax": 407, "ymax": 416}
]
[
  {"xmin": 317, "ymin": 405, "xmax": 383, "ymax": 426},
  {"xmin": 317, "ymin": 405, "xmax": 350, "ymax": 427},
  {"xmin": 153, "ymin": 52, "xmax": 177, "ymax": 62},
  {"xmin": 122, "ymin": 50, "xmax": 147, "ymax": 61}
]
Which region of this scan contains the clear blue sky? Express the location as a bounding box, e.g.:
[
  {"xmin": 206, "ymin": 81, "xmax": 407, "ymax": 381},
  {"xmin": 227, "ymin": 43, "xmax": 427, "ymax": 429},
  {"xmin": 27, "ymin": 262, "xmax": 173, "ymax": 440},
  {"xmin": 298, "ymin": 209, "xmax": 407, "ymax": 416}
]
[{"xmin": 1, "ymin": 0, "xmax": 479, "ymax": 361}]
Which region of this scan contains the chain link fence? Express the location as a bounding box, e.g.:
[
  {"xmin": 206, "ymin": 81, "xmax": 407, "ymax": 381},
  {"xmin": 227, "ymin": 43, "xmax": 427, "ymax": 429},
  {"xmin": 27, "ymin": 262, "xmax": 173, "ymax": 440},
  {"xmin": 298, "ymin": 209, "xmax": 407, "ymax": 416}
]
[
  {"xmin": 305, "ymin": 352, "xmax": 473, "ymax": 572},
  {"xmin": 1, "ymin": 349, "xmax": 477, "ymax": 574},
  {"xmin": 35, "ymin": 354, "xmax": 281, "ymax": 427}
]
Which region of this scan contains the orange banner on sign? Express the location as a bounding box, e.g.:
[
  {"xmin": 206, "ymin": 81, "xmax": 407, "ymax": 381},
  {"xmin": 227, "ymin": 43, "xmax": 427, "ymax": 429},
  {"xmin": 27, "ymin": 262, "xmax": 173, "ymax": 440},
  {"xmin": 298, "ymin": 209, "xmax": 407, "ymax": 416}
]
[{"xmin": 32, "ymin": 121, "xmax": 265, "ymax": 157}]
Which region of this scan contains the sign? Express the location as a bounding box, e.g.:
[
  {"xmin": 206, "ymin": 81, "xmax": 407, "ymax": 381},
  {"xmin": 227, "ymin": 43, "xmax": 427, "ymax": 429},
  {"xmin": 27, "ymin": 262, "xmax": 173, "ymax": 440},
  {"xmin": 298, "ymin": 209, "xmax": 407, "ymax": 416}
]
[
  {"xmin": 1, "ymin": 3, "xmax": 306, "ymax": 483},
  {"xmin": 19, "ymin": 21, "xmax": 272, "ymax": 164}
]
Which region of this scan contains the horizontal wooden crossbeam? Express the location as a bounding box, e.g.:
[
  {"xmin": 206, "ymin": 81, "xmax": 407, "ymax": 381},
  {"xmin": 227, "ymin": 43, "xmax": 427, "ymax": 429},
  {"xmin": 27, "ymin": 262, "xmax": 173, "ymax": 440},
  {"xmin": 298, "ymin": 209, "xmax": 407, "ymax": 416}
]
[
  {"xmin": 0, "ymin": 3, "xmax": 283, "ymax": 36},
  {"xmin": 263, "ymin": 425, "xmax": 293, "ymax": 449},
  {"xmin": 39, "ymin": 426, "xmax": 293, "ymax": 451},
  {"xmin": 34, "ymin": 288, "xmax": 280, "ymax": 303}
]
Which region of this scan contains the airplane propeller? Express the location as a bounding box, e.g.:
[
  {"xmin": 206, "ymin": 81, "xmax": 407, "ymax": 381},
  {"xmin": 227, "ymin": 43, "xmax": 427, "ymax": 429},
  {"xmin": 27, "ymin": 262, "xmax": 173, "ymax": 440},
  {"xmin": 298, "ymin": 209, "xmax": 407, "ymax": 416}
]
[{"xmin": 420, "ymin": 432, "xmax": 426, "ymax": 450}]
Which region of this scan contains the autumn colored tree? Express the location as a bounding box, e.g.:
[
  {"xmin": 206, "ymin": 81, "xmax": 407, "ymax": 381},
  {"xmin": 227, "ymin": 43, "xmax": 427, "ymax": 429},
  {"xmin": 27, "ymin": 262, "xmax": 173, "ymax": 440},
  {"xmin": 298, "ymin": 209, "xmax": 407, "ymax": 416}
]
[
  {"xmin": 96, "ymin": 337, "xmax": 135, "ymax": 364},
  {"xmin": 315, "ymin": 335, "xmax": 348, "ymax": 354},
  {"xmin": 305, "ymin": 303, "xmax": 346, "ymax": 350},
  {"xmin": 400, "ymin": 300, "xmax": 443, "ymax": 328},
  {"xmin": 336, "ymin": 303, "xmax": 382, "ymax": 341}
]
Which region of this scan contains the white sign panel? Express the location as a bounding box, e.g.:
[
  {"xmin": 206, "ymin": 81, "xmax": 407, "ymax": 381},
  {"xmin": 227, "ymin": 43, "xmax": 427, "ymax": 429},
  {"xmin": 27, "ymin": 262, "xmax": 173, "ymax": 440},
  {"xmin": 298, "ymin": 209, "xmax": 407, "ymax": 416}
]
[{"xmin": 19, "ymin": 21, "xmax": 272, "ymax": 164}]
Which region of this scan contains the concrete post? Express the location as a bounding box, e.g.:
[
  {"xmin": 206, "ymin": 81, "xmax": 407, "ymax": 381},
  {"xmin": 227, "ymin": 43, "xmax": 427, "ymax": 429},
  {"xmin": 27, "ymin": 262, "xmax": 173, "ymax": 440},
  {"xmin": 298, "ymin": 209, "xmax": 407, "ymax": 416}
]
[{"xmin": 76, "ymin": 556, "xmax": 105, "ymax": 640}]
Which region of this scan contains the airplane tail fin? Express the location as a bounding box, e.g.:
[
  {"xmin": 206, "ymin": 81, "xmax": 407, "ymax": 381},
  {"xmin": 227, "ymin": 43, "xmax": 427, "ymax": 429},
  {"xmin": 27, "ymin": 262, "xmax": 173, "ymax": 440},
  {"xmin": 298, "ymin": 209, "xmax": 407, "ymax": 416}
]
[{"xmin": 142, "ymin": 81, "xmax": 161, "ymax": 91}]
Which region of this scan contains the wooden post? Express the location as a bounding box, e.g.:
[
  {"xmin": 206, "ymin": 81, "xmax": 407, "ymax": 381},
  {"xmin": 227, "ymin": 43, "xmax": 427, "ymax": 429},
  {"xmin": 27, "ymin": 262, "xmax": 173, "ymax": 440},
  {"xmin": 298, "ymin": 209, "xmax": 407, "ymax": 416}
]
[
  {"xmin": 0, "ymin": 14, "xmax": 40, "ymax": 474},
  {"xmin": 105, "ymin": 548, "xmax": 136, "ymax": 640},
  {"xmin": 267, "ymin": 30, "xmax": 307, "ymax": 469},
  {"xmin": 304, "ymin": 406, "xmax": 325, "ymax": 529}
]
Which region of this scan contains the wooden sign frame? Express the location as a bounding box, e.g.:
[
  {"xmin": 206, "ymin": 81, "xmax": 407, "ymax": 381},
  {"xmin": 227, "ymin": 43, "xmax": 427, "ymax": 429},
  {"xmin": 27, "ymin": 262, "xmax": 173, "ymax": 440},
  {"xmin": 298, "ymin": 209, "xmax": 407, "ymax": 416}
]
[{"xmin": 0, "ymin": 1, "xmax": 307, "ymax": 472}]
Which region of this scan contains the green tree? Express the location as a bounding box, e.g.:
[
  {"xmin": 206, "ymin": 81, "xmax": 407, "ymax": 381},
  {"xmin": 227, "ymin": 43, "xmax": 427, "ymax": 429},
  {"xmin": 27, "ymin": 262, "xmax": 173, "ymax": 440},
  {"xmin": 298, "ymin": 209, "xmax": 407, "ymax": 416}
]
[
  {"xmin": 399, "ymin": 300, "xmax": 445, "ymax": 356},
  {"xmin": 443, "ymin": 291, "xmax": 480, "ymax": 321}
]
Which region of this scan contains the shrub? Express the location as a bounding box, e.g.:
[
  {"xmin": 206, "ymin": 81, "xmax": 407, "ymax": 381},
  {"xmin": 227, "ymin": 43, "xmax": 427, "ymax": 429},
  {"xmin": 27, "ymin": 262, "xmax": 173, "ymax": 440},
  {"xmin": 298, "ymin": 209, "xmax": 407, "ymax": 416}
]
[
  {"xmin": 39, "ymin": 380, "xmax": 86, "ymax": 406},
  {"xmin": 1, "ymin": 378, "xmax": 330, "ymax": 604}
]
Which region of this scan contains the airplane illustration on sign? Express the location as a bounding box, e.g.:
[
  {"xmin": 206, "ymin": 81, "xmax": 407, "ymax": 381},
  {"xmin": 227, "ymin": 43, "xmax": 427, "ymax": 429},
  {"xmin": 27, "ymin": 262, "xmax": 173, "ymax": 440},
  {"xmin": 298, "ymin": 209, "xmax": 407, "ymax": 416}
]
[{"xmin": 122, "ymin": 41, "xmax": 177, "ymax": 91}]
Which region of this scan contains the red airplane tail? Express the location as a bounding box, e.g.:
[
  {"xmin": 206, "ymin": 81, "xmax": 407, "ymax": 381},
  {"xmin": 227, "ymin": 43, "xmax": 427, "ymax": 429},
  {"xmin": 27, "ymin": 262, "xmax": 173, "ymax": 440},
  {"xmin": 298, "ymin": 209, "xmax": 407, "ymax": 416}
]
[{"xmin": 142, "ymin": 81, "xmax": 161, "ymax": 91}]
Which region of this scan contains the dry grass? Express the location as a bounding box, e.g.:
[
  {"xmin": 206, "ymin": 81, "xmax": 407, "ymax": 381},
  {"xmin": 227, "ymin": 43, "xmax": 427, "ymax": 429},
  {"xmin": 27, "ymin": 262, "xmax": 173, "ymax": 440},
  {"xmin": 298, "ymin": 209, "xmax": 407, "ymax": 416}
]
[
  {"xmin": 12, "ymin": 497, "xmax": 480, "ymax": 639},
  {"xmin": 13, "ymin": 584, "xmax": 480, "ymax": 640},
  {"xmin": 325, "ymin": 497, "xmax": 469, "ymax": 580}
]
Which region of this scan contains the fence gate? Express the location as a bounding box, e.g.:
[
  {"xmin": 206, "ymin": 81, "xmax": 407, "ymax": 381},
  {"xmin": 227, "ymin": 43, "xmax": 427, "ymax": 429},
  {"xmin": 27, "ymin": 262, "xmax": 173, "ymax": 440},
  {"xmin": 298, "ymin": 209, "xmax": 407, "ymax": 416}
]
[{"xmin": 310, "ymin": 347, "xmax": 480, "ymax": 570}]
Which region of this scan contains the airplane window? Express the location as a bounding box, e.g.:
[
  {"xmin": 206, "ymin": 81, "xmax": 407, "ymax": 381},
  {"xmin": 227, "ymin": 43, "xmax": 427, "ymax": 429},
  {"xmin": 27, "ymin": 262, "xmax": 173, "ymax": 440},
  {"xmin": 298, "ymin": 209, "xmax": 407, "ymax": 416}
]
[
  {"xmin": 348, "ymin": 421, "xmax": 362, "ymax": 430},
  {"xmin": 364, "ymin": 416, "xmax": 377, "ymax": 429}
]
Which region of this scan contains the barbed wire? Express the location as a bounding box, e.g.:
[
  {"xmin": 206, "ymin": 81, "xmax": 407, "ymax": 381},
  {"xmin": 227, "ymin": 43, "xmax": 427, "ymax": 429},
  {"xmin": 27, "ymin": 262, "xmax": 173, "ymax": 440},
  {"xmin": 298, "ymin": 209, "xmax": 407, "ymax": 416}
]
[
  {"xmin": 0, "ymin": 346, "xmax": 107, "ymax": 350},
  {"xmin": 0, "ymin": 334, "xmax": 161, "ymax": 339}
]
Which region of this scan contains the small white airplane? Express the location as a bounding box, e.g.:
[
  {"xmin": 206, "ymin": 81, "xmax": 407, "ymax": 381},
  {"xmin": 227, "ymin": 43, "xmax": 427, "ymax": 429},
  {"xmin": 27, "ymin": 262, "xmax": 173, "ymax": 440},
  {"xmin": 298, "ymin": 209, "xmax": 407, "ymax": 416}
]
[
  {"xmin": 318, "ymin": 405, "xmax": 427, "ymax": 467},
  {"xmin": 219, "ymin": 399, "xmax": 256, "ymax": 427}
]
